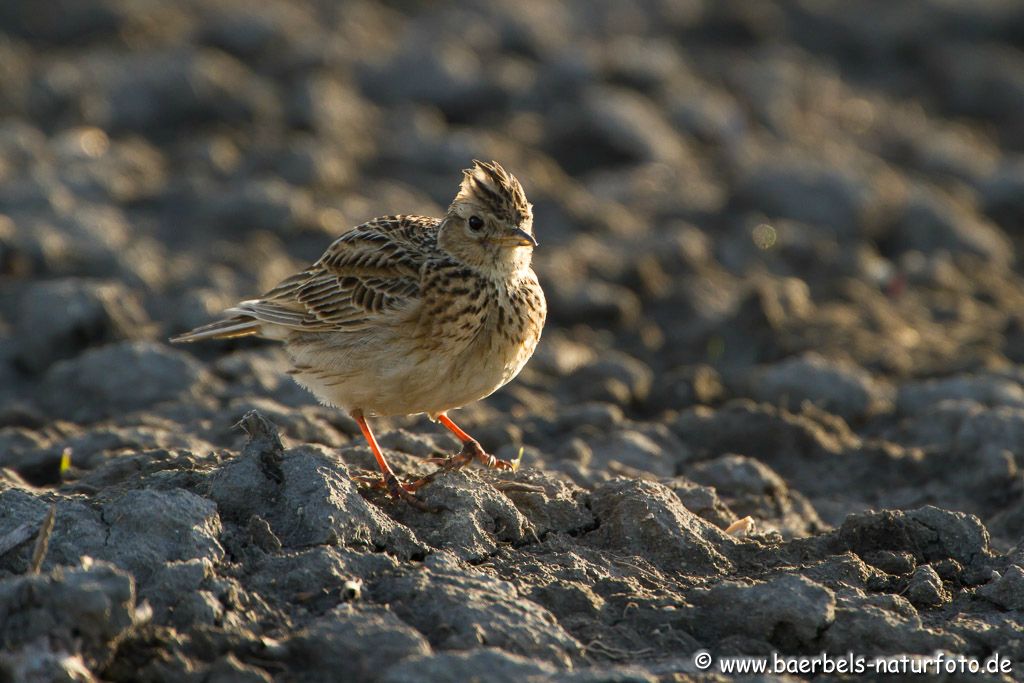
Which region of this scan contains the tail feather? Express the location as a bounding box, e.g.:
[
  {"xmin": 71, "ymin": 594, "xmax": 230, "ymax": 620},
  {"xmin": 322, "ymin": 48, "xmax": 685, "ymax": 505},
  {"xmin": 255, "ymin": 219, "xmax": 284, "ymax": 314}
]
[{"xmin": 169, "ymin": 316, "xmax": 261, "ymax": 343}]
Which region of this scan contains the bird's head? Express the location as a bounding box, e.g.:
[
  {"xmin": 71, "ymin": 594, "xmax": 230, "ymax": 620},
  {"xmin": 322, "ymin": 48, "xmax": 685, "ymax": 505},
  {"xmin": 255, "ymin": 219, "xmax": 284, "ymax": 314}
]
[{"xmin": 439, "ymin": 160, "xmax": 536, "ymax": 275}]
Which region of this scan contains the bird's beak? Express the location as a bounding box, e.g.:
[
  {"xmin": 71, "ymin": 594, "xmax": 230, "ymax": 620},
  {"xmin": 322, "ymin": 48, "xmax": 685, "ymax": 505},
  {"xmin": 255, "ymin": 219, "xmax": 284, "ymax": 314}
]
[{"xmin": 492, "ymin": 227, "xmax": 538, "ymax": 248}]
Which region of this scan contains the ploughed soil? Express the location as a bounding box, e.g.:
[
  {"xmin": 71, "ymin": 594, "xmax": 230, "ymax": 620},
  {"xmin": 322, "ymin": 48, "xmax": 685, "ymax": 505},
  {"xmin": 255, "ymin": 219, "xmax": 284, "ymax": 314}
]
[{"xmin": 2, "ymin": 1, "xmax": 1024, "ymax": 680}]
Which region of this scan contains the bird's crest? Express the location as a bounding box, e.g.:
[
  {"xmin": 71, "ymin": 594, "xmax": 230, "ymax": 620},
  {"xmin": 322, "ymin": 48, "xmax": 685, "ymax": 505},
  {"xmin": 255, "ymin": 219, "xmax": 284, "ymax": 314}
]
[{"xmin": 454, "ymin": 160, "xmax": 531, "ymax": 226}]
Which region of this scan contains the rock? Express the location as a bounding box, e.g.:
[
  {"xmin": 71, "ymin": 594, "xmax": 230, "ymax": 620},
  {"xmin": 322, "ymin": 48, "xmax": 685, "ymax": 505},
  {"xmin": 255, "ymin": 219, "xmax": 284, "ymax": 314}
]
[
  {"xmin": 687, "ymin": 574, "xmax": 835, "ymax": 649},
  {"xmin": 359, "ymin": 40, "xmax": 500, "ymax": 119},
  {"xmin": 204, "ymin": 178, "xmax": 317, "ymax": 235},
  {"xmin": 53, "ymin": 131, "xmax": 167, "ymax": 204},
  {"xmin": 382, "ymin": 648, "xmax": 654, "ymax": 683},
  {"xmin": 206, "ymin": 654, "xmax": 272, "ymax": 683},
  {"xmin": 565, "ymin": 353, "xmax": 653, "ymax": 407},
  {"xmin": 546, "ymin": 86, "xmax": 689, "ymax": 173},
  {"xmin": 734, "ymin": 158, "xmax": 875, "ymax": 239},
  {"xmin": 101, "ymin": 488, "xmax": 224, "ymax": 585},
  {"xmin": 0, "ymin": 427, "xmax": 53, "ymax": 484},
  {"xmin": 586, "ymin": 479, "xmax": 736, "ymax": 575},
  {"xmin": 673, "ymin": 400, "xmax": 858, "ymax": 486},
  {"xmin": 274, "ymin": 135, "xmax": 354, "ymax": 189},
  {"xmin": 382, "ymin": 649, "xmax": 554, "ymax": 683},
  {"xmin": 390, "ymin": 472, "xmax": 533, "ymax": 562},
  {"xmin": 647, "ymin": 365, "xmax": 724, "ymax": 412},
  {"xmin": 685, "ymin": 454, "xmax": 825, "ymax": 538},
  {"xmin": 213, "ymin": 351, "xmax": 319, "ymax": 409},
  {"xmin": 527, "ymin": 582, "xmax": 605, "ymax": 622},
  {"xmin": 546, "ymin": 280, "xmax": 642, "ymax": 330},
  {"xmin": 585, "ymin": 429, "xmax": 675, "ymax": 478},
  {"xmin": 932, "ymin": 43, "xmax": 1024, "ymax": 147},
  {"xmin": 883, "ymin": 184, "xmax": 1013, "ymax": 267},
  {"xmin": 666, "ymin": 478, "xmax": 736, "ymax": 530},
  {"xmin": 836, "ymin": 506, "xmax": 990, "ymax": 567},
  {"xmin": 207, "ymin": 416, "xmax": 423, "ymax": 558},
  {"xmin": 244, "ymin": 545, "xmax": 392, "ymax": 610},
  {"xmin": 0, "ymin": 0, "xmax": 131, "ymax": 43},
  {"xmin": 1, "ymin": 202, "xmax": 137, "ymax": 282},
  {"xmin": 98, "ymin": 49, "xmax": 283, "ymax": 134},
  {"xmin": 376, "ymin": 555, "xmax": 582, "ymax": 667},
  {"xmin": 38, "ymin": 341, "xmax": 211, "ymax": 423},
  {"xmin": 981, "ymin": 157, "xmax": 1024, "ymax": 230},
  {"xmin": 823, "ymin": 594, "xmax": 963, "ymax": 654},
  {"xmin": 0, "ymin": 488, "xmax": 108, "ymax": 574},
  {"xmin": 707, "ymin": 278, "xmax": 814, "ymax": 366},
  {"xmin": 905, "ymin": 565, "xmax": 949, "ymax": 608},
  {"xmin": 749, "ymin": 352, "xmax": 889, "ymax": 421},
  {"xmin": 554, "ymin": 402, "xmax": 624, "ymax": 431},
  {"xmin": 668, "ymin": 85, "xmax": 746, "ymax": 146},
  {"xmin": 977, "ymin": 564, "xmax": 1024, "ymax": 610},
  {"xmin": 949, "ymin": 407, "xmax": 1024, "ymax": 457},
  {"xmin": 0, "ymin": 560, "xmax": 139, "ymax": 672},
  {"xmin": 198, "ymin": 5, "xmax": 310, "ymax": 60},
  {"xmin": 890, "ymin": 403, "xmax": 1022, "ymax": 503},
  {"xmin": 376, "ymin": 428, "xmax": 442, "ymax": 458},
  {"xmin": 860, "ymin": 550, "xmax": 916, "ymax": 576},
  {"xmin": 897, "ymin": 374, "xmax": 1024, "ymax": 415},
  {"xmin": 490, "ymin": 469, "xmax": 595, "ymax": 538},
  {"xmin": 12, "ymin": 278, "xmax": 150, "ymax": 373},
  {"xmin": 288, "ymin": 73, "xmax": 376, "ymax": 154},
  {"xmin": 600, "ymin": 36, "xmax": 686, "ymax": 91},
  {"xmin": 145, "ymin": 559, "xmax": 217, "ymax": 627},
  {"xmin": 285, "ymin": 608, "xmax": 431, "ymax": 683}
]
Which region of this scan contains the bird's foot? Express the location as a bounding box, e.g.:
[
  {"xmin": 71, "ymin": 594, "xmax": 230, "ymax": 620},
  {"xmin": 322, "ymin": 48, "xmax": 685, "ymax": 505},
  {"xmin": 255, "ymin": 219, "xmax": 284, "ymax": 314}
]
[
  {"xmin": 405, "ymin": 446, "xmax": 474, "ymax": 490},
  {"xmin": 422, "ymin": 440, "xmax": 515, "ymax": 470},
  {"xmin": 353, "ymin": 473, "xmax": 437, "ymax": 512},
  {"xmin": 411, "ymin": 440, "xmax": 516, "ymax": 489},
  {"xmin": 360, "ymin": 441, "xmax": 518, "ymax": 502},
  {"xmin": 462, "ymin": 439, "xmax": 517, "ymax": 471}
]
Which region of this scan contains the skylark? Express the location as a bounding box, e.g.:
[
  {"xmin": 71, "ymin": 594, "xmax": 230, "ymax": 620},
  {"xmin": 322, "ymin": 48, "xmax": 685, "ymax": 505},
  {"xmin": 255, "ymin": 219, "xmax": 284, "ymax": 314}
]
[{"xmin": 172, "ymin": 160, "xmax": 547, "ymax": 507}]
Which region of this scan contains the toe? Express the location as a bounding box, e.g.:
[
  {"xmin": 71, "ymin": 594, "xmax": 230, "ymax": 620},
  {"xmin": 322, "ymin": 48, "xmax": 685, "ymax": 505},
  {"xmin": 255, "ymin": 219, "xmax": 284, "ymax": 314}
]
[
  {"xmin": 353, "ymin": 474, "xmax": 388, "ymax": 489},
  {"xmin": 385, "ymin": 473, "xmax": 439, "ymax": 512}
]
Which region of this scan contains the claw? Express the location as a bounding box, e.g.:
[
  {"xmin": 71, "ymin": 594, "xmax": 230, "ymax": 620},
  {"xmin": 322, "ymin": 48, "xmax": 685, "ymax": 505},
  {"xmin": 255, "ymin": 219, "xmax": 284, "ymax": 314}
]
[
  {"xmin": 383, "ymin": 472, "xmax": 437, "ymax": 512},
  {"xmin": 353, "ymin": 473, "xmax": 438, "ymax": 511},
  {"xmin": 353, "ymin": 474, "xmax": 414, "ymax": 492},
  {"xmin": 460, "ymin": 440, "xmax": 515, "ymax": 470},
  {"xmin": 361, "ymin": 438, "xmax": 518, "ymax": 504}
]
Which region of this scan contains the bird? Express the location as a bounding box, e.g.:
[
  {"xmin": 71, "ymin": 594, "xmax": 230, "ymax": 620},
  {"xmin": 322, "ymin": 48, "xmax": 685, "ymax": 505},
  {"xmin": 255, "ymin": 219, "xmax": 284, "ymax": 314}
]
[{"xmin": 171, "ymin": 160, "xmax": 547, "ymax": 507}]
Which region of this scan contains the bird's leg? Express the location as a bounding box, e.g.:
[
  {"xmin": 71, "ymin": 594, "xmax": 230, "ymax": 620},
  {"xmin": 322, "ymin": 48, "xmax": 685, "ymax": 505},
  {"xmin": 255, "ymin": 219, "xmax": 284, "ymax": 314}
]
[
  {"xmin": 352, "ymin": 411, "xmax": 432, "ymax": 510},
  {"xmin": 435, "ymin": 413, "xmax": 516, "ymax": 471}
]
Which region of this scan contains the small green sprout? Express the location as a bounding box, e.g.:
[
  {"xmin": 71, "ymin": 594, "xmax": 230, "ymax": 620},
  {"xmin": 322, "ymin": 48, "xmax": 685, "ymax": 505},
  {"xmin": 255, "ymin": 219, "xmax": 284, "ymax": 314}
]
[
  {"xmin": 59, "ymin": 448, "xmax": 72, "ymax": 476},
  {"xmin": 511, "ymin": 446, "xmax": 524, "ymax": 472}
]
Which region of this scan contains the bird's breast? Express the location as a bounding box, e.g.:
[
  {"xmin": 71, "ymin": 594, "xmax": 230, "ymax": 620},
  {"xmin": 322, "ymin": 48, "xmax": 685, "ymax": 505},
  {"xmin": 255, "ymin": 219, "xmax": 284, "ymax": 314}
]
[{"xmin": 422, "ymin": 271, "xmax": 544, "ymax": 395}]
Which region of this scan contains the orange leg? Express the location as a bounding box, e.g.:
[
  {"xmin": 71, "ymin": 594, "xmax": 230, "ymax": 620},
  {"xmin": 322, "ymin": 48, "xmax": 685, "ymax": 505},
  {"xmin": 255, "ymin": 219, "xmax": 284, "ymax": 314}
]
[
  {"xmin": 435, "ymin": 413, "xmax": 515, "ymax": 472},
  {"xmin": 352, "ymin": 410, "xmax": 432, "ymax": 510},
  {"xmin": 437, "ymin": 414, "xmax": 474, "ymax": 442}
]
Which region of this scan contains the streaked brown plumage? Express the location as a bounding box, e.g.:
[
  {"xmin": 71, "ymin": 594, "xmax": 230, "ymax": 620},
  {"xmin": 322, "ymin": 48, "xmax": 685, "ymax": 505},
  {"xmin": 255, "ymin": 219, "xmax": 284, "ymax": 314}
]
[{"xmin": 172, "ymin": 160, "xmax": 546, "ymax": 506}]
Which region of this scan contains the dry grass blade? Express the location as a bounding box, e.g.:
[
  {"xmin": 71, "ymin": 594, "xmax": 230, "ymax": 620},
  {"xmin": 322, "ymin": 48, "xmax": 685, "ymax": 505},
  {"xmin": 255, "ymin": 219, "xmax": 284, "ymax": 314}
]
[
  {"xmin": 29, "ymin": 504, "xmax": 57, "ymax": 575},
  {"xmin": 492, "ymin": 481, "xmax": 545, "ymax": 494}
]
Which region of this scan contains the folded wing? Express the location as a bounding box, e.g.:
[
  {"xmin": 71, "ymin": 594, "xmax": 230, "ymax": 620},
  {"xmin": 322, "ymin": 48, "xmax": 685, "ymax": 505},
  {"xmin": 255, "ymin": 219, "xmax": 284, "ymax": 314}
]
[{"xmin": 171, "ymin": 216, "xmax": 438, "ymax": 343}]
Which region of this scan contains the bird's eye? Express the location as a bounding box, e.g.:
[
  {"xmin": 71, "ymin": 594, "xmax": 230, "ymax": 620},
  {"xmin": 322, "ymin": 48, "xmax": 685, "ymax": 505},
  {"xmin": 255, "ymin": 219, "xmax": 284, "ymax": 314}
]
[{"xmin": 468, "ymin": 215, "xmax": 484, "ymax": 231}]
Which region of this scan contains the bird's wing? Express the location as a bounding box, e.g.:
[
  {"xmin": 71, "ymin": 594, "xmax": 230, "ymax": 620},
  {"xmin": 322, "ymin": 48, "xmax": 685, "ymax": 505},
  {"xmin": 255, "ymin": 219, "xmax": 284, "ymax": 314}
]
[{"xmin": 232, "ymin": 216, "xmax": 439, "ymax": 332}]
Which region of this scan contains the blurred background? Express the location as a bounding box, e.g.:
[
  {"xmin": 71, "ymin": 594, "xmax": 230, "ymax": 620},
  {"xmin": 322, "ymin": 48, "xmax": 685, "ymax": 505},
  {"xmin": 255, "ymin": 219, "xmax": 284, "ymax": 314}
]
[{"xmin": 3, "ymin": 0, "xmax": 1024, "ymax": 540}]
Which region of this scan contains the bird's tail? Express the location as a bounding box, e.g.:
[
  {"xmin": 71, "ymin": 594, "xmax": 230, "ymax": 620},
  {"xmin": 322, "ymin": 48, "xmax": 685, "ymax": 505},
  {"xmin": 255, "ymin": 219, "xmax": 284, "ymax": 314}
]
[{"xmin": 169, "ymin": 316, "xmax": 261, "ymax": 343}]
